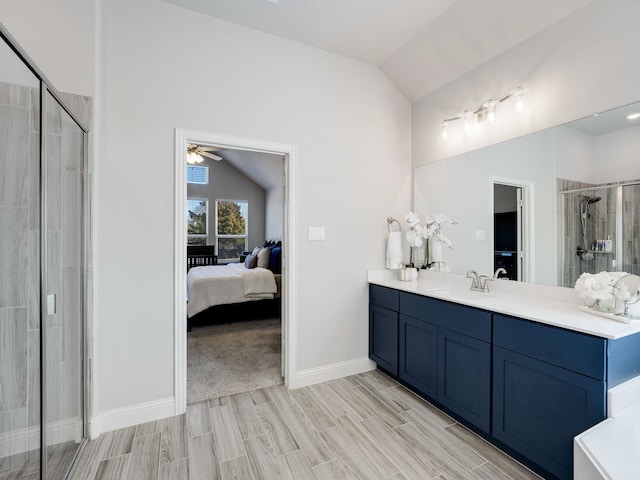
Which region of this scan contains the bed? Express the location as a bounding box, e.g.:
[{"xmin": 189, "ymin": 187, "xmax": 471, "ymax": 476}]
[{"xmin": 187, "ymin": 263, "xmax": 281, "ymax": 319}]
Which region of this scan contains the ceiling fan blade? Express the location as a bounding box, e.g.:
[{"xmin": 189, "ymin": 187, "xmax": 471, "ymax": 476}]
[
  {"xmin": 200, "ymin": 151, "xmax": 223, "ymax": 161},
  {"xmin": 199, "ymin": 146, "xmax": 220, "ymax": 152}
]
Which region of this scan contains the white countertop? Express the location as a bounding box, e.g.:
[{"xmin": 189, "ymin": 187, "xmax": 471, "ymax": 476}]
[
  {"xmin": 575, "ymin": 401, "xmax": 640, "ymax": 479},
  {"xmin": 368, "ymin": 269, "xmax": 640, "ymax": 340}
]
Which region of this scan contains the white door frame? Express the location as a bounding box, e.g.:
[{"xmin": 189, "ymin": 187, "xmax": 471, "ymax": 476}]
[
  {"xmin": 174, "ymin": 129, "xmax": 296, "ymax": 415},
  {"xmin": 491, "ymin": 177, "xmax": 535, "ymax": 283}
]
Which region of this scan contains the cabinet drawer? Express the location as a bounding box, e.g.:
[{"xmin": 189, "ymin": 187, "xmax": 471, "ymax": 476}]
[
  {"xmin": 493, "ymin": 314, "xmax": 606, "ymax": 380},
  {"xmin": 370, "ymin": 284, "xmax": 399, "ymax": 311},
  {"xmin": 400, "ymin": 292, "xmax": 491, "ymax": 342}
]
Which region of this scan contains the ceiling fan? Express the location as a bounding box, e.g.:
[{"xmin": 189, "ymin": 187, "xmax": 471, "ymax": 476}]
[{"xmin": 187, "ymin": 144, "xmax": 223, "ymax": 164}]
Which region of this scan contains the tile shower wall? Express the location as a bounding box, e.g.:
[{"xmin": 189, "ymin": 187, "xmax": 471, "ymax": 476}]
[
  {"xmin": 0, "ymin": 82, "xmax": 40, "ymax": 471},
  {"xmin": 622, "ymin": 185, "xmax": 640, "ymax": 276},
  {"xmin": 0, "ymin": 80, "xmax": 92, "ymax": 479}
]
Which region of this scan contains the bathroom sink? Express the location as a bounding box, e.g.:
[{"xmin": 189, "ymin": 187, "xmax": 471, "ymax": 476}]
[{"xmin": 431, "ymin": 288, "xmax": 497, "ymax": 302}]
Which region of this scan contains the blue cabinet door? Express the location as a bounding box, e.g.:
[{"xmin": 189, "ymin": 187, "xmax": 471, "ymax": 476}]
[
  {"xmin": 399, "ymin": 314, "xmax": 437, "ymax": 398},
  {"xmin": 437, "ymin": 328, "xmax": 491, "ymax": 433},
  {"xmin": 493, "ymin": 346, "xmax": 606, "ymax": 480},
  {"xmin": 369, "ymin": 305, "xmax": 398, "ymax": 376}
]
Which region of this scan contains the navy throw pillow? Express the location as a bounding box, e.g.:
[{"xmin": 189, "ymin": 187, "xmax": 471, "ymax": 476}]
[{"xmin": 269, "ymin": 247, "xmax": 282, "ymax": 273}]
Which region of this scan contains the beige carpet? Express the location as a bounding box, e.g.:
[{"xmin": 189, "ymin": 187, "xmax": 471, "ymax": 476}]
[{"xmin": 187, "ymin": 318, "xmax": 282, "ymax": 404}]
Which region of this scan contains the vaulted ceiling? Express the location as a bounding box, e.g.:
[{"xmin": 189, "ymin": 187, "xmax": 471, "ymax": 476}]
[{"xmin": 163, "ymin": 0, "xmax": 595, "ymax": 102}]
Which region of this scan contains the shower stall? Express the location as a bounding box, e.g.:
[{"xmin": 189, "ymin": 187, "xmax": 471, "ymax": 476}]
[
  {"xmin": 560, "ymin": 182, "xmax": 640, "ymax": 287},
  {"xmin": 0, "ymin": 26, "xmax": 89, "ymax": 479}
]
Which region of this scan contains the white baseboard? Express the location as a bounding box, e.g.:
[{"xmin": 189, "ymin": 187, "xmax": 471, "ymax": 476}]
[
  {"xmin": 290, "ymin": 356, "xmax": 376, "ymax": 389},
  {"xmin": 0, "ymin": 418, "xmax": 82, "ymax": 457},
  {"xmin": 92, "ymin": 397, "xmax": 175, "ymax": 437}
]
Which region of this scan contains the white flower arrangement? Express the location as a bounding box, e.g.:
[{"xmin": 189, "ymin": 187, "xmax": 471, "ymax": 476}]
[
  {"xmin": 405, "ymin": 212, "xmax": 457, "ymax": 267},
  {"xmin": 574, "ymin": 271, "xmax": 632, "ymax": 312}
]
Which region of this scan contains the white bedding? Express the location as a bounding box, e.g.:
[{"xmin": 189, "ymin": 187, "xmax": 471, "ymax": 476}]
[{"xmin": 187, "ymin": 263, "xmax": 277, "ymax": 318}]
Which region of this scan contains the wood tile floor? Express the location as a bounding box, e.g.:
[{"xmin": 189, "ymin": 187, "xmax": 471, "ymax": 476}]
[{"xmin": 68, "ymin": 370, "xmax": 542, "ymax": 480}]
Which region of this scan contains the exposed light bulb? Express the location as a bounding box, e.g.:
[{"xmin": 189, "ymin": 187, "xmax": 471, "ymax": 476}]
[
  {"xmin": 463, "ymin": 111, "xmax": 472, "ymax": 133},
  {"xmin": 485, "ymin": 101, "xmax": 497, "ymax": 123},
  {"xmin": 187, "ymin": 151, "xmax": 204, "ymax": 164},
  {"xmin": 513, "ymin": 86, "xmax": 525, "ymax": 113},
  {"xmin": 441, "ymin": 122, "xmax": 449, "ymax": 140}
]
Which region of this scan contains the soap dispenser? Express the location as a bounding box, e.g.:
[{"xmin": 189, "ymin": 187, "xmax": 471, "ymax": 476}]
[{"xmin": 605, "ymin": 235, "xmax": 613, "ymax": 252}]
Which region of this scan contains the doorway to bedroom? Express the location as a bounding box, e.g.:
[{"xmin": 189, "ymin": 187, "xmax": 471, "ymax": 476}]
[{"xmin": 174, "ymin": 130, "xmax": 295, "ymax": 412}]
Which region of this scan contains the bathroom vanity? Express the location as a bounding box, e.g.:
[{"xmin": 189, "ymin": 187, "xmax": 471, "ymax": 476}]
[{"xmin": 368, "ymin": 270, "xmax": 640, "ymax": 480}]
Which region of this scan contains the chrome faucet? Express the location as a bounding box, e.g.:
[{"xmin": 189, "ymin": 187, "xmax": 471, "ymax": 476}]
[
  {"xmin": 494, "ymin": 268, "xmax": 507, "ymax": 279},
  {"xmin": 466, "ymin": 270, "xmax": 482, "ymax": 291},
  {"xmin": 467, "ymin": 270, "xmax": 493, "ymax": 292}
]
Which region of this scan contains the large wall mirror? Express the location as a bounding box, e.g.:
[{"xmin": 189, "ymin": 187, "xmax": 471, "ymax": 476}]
[{"xmin": 415, "ymin": 101, "xmax": 640, "ymax": 287}]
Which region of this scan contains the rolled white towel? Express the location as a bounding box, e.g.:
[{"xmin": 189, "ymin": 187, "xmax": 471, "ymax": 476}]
[{"xmin": 386, "ymin": 231, "xmax": 402, "ymax": 269}]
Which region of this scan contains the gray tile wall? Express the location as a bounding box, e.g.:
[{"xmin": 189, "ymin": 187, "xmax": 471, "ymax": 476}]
[
  {"xmin": 0, "ymin": 80, "xmax": 92, "ymax": 476},
  {"xmin": 0, "ymin": 82, "xmax": 38, "ymax": 470}
]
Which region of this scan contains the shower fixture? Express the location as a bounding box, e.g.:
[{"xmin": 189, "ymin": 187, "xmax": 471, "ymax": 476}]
[{"xmin": 577, "ymin": 194, "xmax": 602, "ymax": 261}]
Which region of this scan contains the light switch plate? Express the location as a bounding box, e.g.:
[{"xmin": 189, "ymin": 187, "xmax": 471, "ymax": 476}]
[
  {"xmin": 308, "ymin": 226, "xmax": 326, "ymax": 241},
  {"xmin": 475, "ymin": 230, "xmax": 486, "ymax": 241}
]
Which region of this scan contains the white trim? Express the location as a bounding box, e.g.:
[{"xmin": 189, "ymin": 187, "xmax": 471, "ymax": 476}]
[
  {"xmin": 93, "ymin": 397, "xmax": 175, "ymax": 435},
  {"xmin": 174, "ymin": 129, "xmax": 296, "ymax": 415},
  {"xmin": 292, "ymin": 357, "xmax": 376, "ymax": 389},
  {"xmin": 0, "ymin": 418, "xmax": 83, "ymax": 456}
]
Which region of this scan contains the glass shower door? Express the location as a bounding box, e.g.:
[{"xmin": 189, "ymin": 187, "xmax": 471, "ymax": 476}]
[
  {"xmin": 622, "ymin": 184, "xmax": 640, "ymax": 276},
  {"xmin": 0, "ymin": 37, "xmax": 42, "ymax": 479},
  {"xmin": 43, "ymin": 92, "xmax": 85, "ymax": 480}
]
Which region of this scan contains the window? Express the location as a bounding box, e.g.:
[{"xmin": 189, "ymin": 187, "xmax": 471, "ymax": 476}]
[
  {"xmin": 216, "ymin": 200, "xmax": 248, "ymax": 262},
  {"xmin": 187, "ymin": 165, "xmax": 208, "ymax": 184},
  {"xmin": 187, "ymin": 198, "xmax": 208, "ymax": 245}
]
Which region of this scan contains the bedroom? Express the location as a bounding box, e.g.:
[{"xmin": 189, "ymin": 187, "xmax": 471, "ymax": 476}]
[{"xmin": 184, "ymin": 145, "xmax": 285, "ymax": 403}]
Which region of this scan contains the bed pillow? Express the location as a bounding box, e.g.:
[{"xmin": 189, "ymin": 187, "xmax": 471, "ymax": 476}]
[
  {"xmin": 257, "ymin": 247, "xmax": 271, "ymax": 268},
  {"xmin": 244, "ymin": 254, "xmax": 258, "ymax": 269},
  {"xmin": 269, "ymin": 247, "xmax": 282, "ymax": 273},
  {"xmin": 251, "ymin": 246, "xmax": 261, "ymax": 256}
]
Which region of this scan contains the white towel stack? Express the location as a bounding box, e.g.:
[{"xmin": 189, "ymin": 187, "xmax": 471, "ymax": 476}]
[{"xmin": 386, "ymin": 231, "xmax": 402, "ymax": 269}]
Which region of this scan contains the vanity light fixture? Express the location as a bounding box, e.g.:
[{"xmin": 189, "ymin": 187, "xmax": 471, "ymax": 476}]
[
  {"xmin": 440, "ymin": 85, "xmax": 526, "ymax": 140},
  {"xmin": 627, "ymin": 112, "xmax": 640, "ymax": 120},
  {"xmin": 441, "ymin": 121, "xmax": 449, "ymax": 140}
]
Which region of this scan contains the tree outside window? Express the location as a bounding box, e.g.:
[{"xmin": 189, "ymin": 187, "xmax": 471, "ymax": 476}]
[
  {"xmin": 216, "ymin": 200, "xmax": 248, "ymax": 261},
  {"xmin": 187, "ymin": 199, "xmax": 208, "ymax": 245}
]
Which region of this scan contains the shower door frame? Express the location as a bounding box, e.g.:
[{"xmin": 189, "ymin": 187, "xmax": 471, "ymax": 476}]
[{"xmin": 0, "ymin": 23, "xmax": 90, "ymax": 479}]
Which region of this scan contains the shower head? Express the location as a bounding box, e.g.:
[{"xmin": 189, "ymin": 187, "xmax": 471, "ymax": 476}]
[{"xmin": 579, "ymin": 194, "xmax": 602, "ymax": 205}]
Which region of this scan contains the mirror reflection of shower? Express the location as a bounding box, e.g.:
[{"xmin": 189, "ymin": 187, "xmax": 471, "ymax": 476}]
[
  {"xmin": 559, "ymin": 181, "xmax": 640, "ymax": 288},
  {"xmin": 576, "ymin": 194, "xmax": 602, "ymax": 261}
]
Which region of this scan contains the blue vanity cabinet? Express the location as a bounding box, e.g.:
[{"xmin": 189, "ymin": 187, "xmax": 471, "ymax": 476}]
[
  {"xmin": 369, "ymin": 285, "xmax": 400, "ymax": 376},
  {"xmin": 493, "ymin": 314, "xmax": 607, "ymax": 480},
  {"xmin": 400, "ymin": 292, "xmax": 492, "ymax": 433},
  {"xmin": 399, "ymin": 314, "xmax": 437, "ymax": 398},
  {"xmin": 437, "ymin": 328, "xmax": 491, "ymax": 433}
]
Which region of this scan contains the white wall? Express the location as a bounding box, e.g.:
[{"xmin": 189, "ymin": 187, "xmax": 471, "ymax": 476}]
[
  {"xmin": 0, "ymin": 0, "xmax": 95, "ymax": 96},
  {"xmin": 555, "ymin": 126, "xmax": 596, "ymax": 183},
  {"xmin": 412, "ymin": 0, "xmax": 640, "ymax": 169},
  {"xmin": 265, "ymin": 186, "xmax": 284, "ymax": 240},
  {"xmin": 96, "ymin": 0, "xmax": 411, "ymax": 413},
  {"xmin": 593, "ymin": 125, "xmax": 640, "ymax": 183},
  {"xmin": 414, "ymin": 130, "xmax": 557, "ymax": 285}
]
